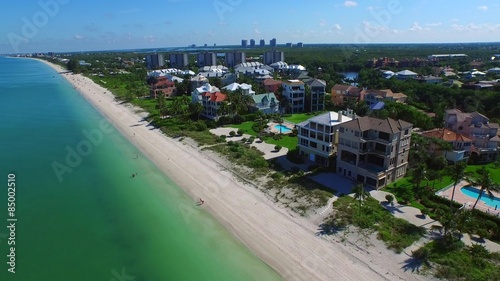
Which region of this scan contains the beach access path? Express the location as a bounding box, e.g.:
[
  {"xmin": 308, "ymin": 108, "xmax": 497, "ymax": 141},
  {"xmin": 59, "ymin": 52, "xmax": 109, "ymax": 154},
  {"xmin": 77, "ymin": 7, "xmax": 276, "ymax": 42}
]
[{"xmin": 38, "ymin": 59, "xmax": 433, "ymax": 281}]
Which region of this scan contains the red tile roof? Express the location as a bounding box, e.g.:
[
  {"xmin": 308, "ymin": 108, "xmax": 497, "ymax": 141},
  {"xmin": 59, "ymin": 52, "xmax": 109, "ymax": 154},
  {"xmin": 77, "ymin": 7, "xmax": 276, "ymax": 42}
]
[
  {"xmin": 422, "ymin": 128, "xmax": 471, "ymax": 142},
  {"xmin": 202, "ymin": 91, "xmax": 226, "ymax": 102}
]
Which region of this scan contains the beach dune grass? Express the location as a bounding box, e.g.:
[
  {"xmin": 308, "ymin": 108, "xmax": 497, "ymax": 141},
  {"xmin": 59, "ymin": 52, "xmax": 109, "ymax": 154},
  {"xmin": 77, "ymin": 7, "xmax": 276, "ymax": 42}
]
[{"xmin": 328, "ymin": 196, "xmax": 426, "ymax": 253}]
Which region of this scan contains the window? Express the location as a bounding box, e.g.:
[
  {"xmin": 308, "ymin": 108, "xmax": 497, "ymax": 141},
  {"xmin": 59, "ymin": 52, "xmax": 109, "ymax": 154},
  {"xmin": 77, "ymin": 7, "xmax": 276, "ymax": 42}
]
[
  {"xmin": 310, "ymin": 141, "xmax": 317, "ymax": 148},
  {"xmin": 404, "ymin": 129, "xmax": 409, "ymax": 135},
  {"xmin": 354, "ymin": 131, "xmax": 360, "ymax": 137},
  {"xmin": 339, "ymin": 127, "xmax": 344, "ymax": 133}
]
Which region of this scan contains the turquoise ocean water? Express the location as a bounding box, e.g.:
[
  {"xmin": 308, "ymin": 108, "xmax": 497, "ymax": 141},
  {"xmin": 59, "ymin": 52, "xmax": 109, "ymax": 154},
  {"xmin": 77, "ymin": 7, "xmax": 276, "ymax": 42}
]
[{"xmin": 0, "ymin": 57, "xmax": 281, "ymax": 281}]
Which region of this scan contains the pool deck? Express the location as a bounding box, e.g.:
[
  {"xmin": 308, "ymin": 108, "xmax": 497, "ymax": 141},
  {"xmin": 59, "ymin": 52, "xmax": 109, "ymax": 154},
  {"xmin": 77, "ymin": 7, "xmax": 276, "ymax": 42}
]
[
  {"xmin": 266, "ymin": 122, "xmax": 294, "ymax": 135},
  {"xmin": 437, "ymin": 180, "xmax": 500, "ymax": 217}
]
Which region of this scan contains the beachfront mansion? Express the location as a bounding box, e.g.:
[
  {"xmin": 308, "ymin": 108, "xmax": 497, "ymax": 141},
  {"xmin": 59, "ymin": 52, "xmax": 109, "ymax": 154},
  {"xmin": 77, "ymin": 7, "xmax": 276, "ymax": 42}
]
[{"xmin": 336, "ymin": 116, "xmax": 413, "ymax": 189}]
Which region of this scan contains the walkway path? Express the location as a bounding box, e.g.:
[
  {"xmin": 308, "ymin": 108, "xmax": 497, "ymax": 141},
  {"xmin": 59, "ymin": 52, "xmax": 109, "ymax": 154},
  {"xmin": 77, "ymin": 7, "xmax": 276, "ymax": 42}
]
[{"xmin": 369, "ymin": 190, "xmax": 500, "ymax": 253}]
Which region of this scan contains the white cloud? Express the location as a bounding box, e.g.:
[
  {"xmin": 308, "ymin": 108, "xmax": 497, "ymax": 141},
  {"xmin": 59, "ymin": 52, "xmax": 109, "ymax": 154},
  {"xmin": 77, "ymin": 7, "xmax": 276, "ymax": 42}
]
[
  {"xmin": 451, "ymin": 23, "xmax": 500, "ymax": 32},
  {"xmin": 254, "ymin": 29, "xmax": 261, "ymax": 35},
  {"xmin": 426, "ymin": 22, "xmax": 442, "ymax": 27},
  {"xmin": 333, "ymin": 24, "xmax": 341, "ymax": 31},
  {"xmin": 409, "ymin": 22, "xmax": 423, "ymax": 31},
  {"xmin": 478, "ymin": 6, "xmax": 488, "ymax": 11},
  {"xmin": 143, "ymin": 35, "xmax": 155, "ymax": 42},
  {"xmin": 344, "ymin": 1, "xmax": 358, "ymax": 7},
  {"xmin": 319, "ymin": 19, "xmax": 326, "ymax": 27},
  {"xmin": 74, "ymin": 34, "xmax": 84, "ymax": 40}
]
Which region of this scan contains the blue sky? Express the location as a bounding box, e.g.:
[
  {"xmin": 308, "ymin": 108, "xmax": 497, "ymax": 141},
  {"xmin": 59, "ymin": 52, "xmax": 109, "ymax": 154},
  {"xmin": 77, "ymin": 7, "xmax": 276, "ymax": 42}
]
[{"xmin": 1, "ymin": 0, "xmax": 499, "ymax": 53}]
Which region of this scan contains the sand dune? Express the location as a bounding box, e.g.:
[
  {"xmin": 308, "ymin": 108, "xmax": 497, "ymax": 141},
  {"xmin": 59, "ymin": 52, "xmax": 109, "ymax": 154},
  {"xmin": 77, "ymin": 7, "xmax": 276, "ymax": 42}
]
[{"xmin": 38, "ymin": 59, "xmax": 432, "ymax": 281}]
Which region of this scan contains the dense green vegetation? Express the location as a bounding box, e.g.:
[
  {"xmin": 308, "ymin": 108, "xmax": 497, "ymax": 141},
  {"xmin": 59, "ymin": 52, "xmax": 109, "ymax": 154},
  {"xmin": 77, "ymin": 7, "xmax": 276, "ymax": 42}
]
[
  {"xmin": 326, "ymin": 196, "xmax": 426, "ymax": 253},
  {"xmin": 412, "ymin": 235, "xmax": 500, "ymax": 280}
]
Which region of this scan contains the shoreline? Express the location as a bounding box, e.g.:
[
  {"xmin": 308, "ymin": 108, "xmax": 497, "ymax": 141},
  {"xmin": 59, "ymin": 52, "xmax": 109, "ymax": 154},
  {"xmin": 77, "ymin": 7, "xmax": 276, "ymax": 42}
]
[{"xmin": 36, "ymin": 58, "xmax": 432, "ymax": 281}]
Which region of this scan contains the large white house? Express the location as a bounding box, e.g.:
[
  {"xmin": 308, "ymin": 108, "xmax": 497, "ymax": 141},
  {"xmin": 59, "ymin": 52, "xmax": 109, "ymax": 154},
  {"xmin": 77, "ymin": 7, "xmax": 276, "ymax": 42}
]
[
  {"xmin": 282, "ymin": 80, "xmax": 305, "ymax": 113},
  {"xmin": 297, "ymin": 111, "xmax": 354, "ymax": 166},
  {"xmin": 191, "ymin": 83, "xmax": 226, "ymax": 120}
]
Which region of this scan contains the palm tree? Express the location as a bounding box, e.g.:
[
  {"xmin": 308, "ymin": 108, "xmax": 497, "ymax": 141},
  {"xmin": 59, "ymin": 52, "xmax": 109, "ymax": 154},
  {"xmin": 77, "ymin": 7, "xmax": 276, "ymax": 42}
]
[
  {"xmin": 466, "ymin": 166, "xmax": 500, "ymax": 210},
  {"xmin": 412, "ymin": 164, "xmax": 428, "ymax": 191},
  {"xmin": 447, "ymin": 161, "xmax": 467, "ymax": 209},
  {"xmin": 352, "ymin": 183, "xmax": 370, "ymax": 207}
]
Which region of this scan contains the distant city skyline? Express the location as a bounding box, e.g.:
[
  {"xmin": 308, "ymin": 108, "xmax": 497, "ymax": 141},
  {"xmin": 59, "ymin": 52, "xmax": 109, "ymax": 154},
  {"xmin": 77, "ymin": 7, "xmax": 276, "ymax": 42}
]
[{"xmin": 1, "ymin": 0, "xmax": 500, "ymax": 53}]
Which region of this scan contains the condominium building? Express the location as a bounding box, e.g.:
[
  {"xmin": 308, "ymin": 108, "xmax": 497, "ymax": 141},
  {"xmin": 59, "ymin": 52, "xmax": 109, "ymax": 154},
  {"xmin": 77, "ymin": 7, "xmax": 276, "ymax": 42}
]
[
  {"xmin": 336, "ymin": 117, "xmax": 413, "ymax": 189},
  {"xmin": 145, "ymin": 54, "xmax": 165, "ymax": 70},
  {"xmin": 297, "ymin": 111, "xmax": 354, "ymax": 166},
  {"xmin": 197, "ymin": 52, "xmax": 217, "ymax": 67},
  {"xmin": 169, "ymin": 53, "xmax": 188, "ymax": 68},
  {"xmin": 444, "ymin": 109, "xmax": 500, "ymax": 163},
  {"xmin": 282, "ymin": 80, "xmax": 305, "ymax": 113},
  {"xmin": 263, "ymin": 50, "xmax": 284, "ymax": 65},
  {"xmin": 225, "ymin": 51, "xmax": 246, "ymax": 68},
  {"xmin": 270, "ymin": 38, "xmax": 277, "ymax": 47},
  {"xmin": 259, "ymin": 39, "xmax": 265, "ymax": 47}
]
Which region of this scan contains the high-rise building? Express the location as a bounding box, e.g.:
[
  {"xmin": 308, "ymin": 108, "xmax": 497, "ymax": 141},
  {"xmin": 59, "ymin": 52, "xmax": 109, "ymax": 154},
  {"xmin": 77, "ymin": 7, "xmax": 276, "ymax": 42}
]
[
  {"xmin": 197, "ymin": 52, "xmax": 217, "ymax": 67},
  {"xmin": 263, "ymin": 50, "xmax": 284, "ymax": 65},
  {"xmin": 225, "ymin": 51, "xmax": 246, "ymax": 67},
  {"xmin": 145, "ymin": 54, "xmax": 165, "ymax": 70},
  {"xmin": 296, "ymin": 42, "xmax": 304, "ymax": 48},
  {"xmin": 250, "ymin": 39, "xmax": 255, "ymax": 48},
  {"xmin": 260, "ymin": 39, "xmax": 265, "ymax": 47},
  {"xmin": 241, "ymin": 39, "xmax": 248, "ymax": 47},
  {"xmin": 270, "ymin": 38, "xmax": 277, "ymax": 47},
  {"xmin": 169, "ymin": 53, "xmax": 188, "ymax": 68}
]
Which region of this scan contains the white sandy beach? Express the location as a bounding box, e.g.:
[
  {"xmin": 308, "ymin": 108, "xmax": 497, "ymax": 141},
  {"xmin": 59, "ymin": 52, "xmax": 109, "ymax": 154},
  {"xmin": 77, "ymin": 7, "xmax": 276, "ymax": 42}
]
[{"xmin": 38, "ymin": 58, "xmax": 433, "ymax": 281}]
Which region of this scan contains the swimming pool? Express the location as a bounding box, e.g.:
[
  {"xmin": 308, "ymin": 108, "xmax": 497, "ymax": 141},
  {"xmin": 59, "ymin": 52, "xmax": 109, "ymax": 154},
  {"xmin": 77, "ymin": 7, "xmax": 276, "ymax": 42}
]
[
  {"xmin": 274, "ymin": 124, "xmax": 292, "ymax": 133},
  {"xmin": 461, "ymin": 186, "xmax": 500, "ymax": 208}
]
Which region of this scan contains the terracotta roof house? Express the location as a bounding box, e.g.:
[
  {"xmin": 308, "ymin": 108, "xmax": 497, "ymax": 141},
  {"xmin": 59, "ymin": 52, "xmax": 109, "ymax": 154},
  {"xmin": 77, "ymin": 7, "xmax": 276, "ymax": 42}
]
[
  {"xmin": 150, "ymin": 78, "xmax": 177, "ymax": 98},
  {"xmin": 262, "ymin": 78, "xmax": 282, "ymax": 93},
  {"xmin": 363, "ymin": 89, "xmax": 407, "ymax": 107},
  {"xmin": 421, "ymin": 128, "xmax": 472, "ymax": 163},
  {"xmin": 336, "ymin": 116, "xmax": 413, "ymax": 189},
  {"xmin": 445, "ymin": 109, "xmax": 499, "ymax": 163},
  {"xmin": 331, "ymin": 84, "xmax": 364, "ymax": 106},
  {"xmin": 191, "ymin": 83, "xmax": 226, "ymax": 120}
]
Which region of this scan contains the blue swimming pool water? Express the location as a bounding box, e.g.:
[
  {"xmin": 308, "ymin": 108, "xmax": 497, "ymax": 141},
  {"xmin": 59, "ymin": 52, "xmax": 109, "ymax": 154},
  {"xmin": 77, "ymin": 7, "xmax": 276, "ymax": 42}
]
[
  {"xmin": 461, "ymin": 186, "xmax": 500, "ymax": 208},
  {"xmin": 274, "ymin": 124, "xmax": 292, "ymax": 133}
]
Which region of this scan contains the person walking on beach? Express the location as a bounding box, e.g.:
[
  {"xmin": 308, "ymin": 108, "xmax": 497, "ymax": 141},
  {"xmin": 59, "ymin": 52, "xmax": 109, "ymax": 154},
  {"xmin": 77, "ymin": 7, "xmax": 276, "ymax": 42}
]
[{"xmin": 199, "ymin": 198, "xmax": 204, "ymax": 205}]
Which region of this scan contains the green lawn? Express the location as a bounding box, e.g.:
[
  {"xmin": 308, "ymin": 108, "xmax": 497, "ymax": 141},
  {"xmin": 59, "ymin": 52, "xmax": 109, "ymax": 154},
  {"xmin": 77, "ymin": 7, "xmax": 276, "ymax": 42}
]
[
  {"xmin": 283, "ymin": 112, "xmax": 325, "ymax": 124},
  {"xmin": 225, "ymin": 122, "xmax": 256, "ymax": 135},
  {"xmin": 466, "ymin": 163, "xmax": 500, "ymax": 183},
  {"xmin": 262, "ymin": 135, "xmax": 298, "ymax": 151}
]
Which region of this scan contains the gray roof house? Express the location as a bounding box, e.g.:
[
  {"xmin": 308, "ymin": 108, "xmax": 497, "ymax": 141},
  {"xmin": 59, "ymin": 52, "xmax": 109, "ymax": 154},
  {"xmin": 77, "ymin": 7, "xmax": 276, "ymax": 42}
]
[{"xmin": 249, "ymin": 93, "xmax": 279, "ymax": 114}]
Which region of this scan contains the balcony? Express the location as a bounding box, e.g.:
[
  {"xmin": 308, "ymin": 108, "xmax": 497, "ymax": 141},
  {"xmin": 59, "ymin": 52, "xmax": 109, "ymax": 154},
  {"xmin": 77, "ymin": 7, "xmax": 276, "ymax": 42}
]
[
  {"xmin": 444, "ymin": 150, "xmax": 466, "ymax": 162},
  {"xmin": 359, "ymin": 146, "xmax": 390, "ymax": 156},
  {"xmin": 472, "ymin": 134, "xmax": 489, "ymax": 139},
  {"xmin": 360, "ymin": 136, "xmax": 391, "ymax": 144},
  {"xmin": 358, "ymin": 161, "xmax": 386, "ymax": 177}
]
